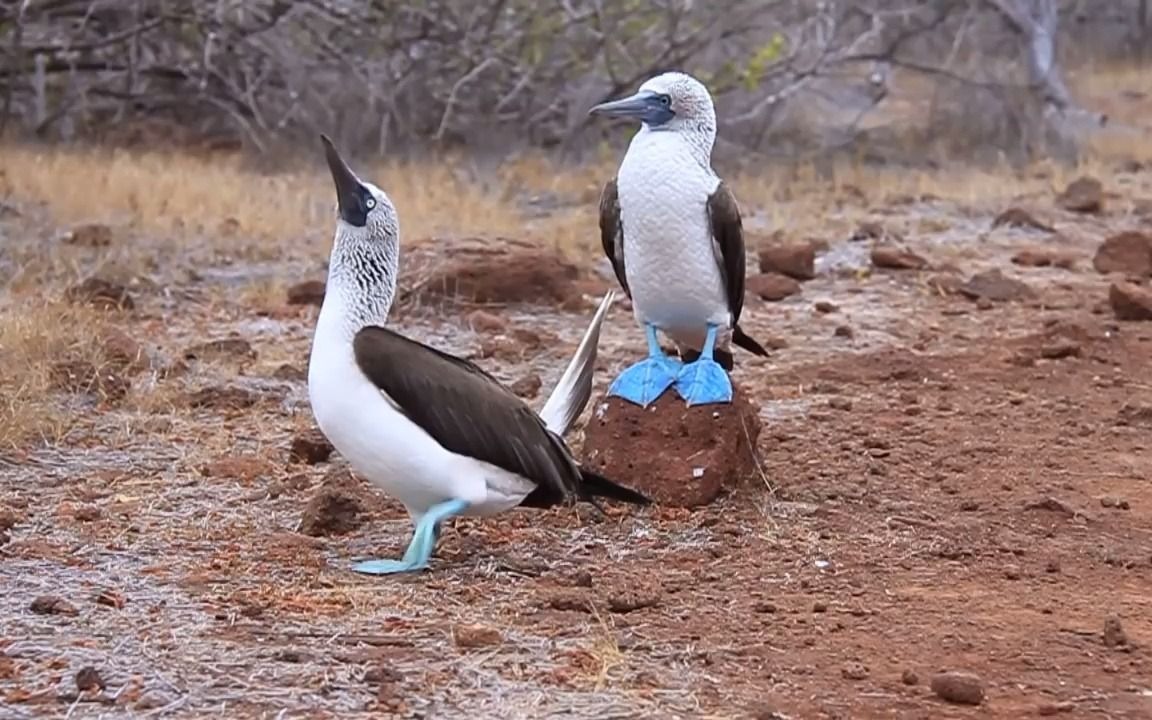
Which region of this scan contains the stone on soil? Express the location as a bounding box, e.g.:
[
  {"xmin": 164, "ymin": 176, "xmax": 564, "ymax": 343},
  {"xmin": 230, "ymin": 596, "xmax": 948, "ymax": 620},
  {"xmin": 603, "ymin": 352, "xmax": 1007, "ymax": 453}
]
[
  {"xmin": 582, "ymin": 382, "xmax": 762, "ymax": 507},
  {"xmin": 747, "ymin": 273, "xmax": 801, "ymax": 301},
  {"xmin": 1093, "ymin": 231, "xmax": 1152, "ymax": 277},
  {"xmin": 1057, "ymin": 176, "xmax": 1103, "ymax": 214},
  {"xmin": 930, "ymin": 671, "xmax": 985, "ymax": 705},
  {"xmin": 1109, "ymin": 282, "xmax": 1152, "ymax": 321},
  {"xmin": 758, "ymin": 242, "xmax": 816, "ymax": 280}
]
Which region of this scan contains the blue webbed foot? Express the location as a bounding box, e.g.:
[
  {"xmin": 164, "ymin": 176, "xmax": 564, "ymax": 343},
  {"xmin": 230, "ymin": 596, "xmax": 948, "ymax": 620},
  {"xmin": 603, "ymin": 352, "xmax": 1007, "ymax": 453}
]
[
  {"xmin": 608, "ymin": 356, "xmax": 680, "ymax": 407},
  {"xmin": 674, "ymin": 358, "xmax": 732, "ymax": 406},
  {"xmin": 673, "ymin": 323, "xmax": 734, "ymax": 406},
  {"xmin": 351, "ymin": 498, "xmax": 469, "ymax": 576},
  {"xmin": 607, "ymin": 322, "xmax": 681, "ymax": 407}
]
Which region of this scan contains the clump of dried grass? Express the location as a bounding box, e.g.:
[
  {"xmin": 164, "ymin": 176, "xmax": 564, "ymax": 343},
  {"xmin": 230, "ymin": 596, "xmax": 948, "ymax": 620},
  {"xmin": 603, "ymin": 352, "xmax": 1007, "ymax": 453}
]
[{"xmin": 0, "ymin": 299, "xmax": 129, "ymax": 449}]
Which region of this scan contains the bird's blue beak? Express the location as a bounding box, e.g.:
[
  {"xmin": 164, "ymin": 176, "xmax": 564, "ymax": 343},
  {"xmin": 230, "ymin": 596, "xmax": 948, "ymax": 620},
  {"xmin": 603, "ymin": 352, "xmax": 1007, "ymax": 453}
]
[{"xmin": 588, "ymin": 91, "xmax": 671, "ymax": 126}]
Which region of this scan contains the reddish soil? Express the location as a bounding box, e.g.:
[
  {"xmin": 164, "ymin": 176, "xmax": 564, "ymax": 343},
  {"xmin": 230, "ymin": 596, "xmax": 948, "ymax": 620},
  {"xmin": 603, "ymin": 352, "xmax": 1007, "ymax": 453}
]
[{"xmin": 2, "ymin": 182, "xmax": 1152, "ymax": 719}]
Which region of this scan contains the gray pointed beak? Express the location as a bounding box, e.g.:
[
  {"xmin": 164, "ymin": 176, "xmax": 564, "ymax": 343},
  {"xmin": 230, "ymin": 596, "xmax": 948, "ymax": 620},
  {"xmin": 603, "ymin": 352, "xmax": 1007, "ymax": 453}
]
[
  {"xmin": 320, "ymin": 134, "xmax": 366, "ymax": 226},
  {"xmin": 588, "ymin": 91, "xmax": 656, "ymax": 118}
]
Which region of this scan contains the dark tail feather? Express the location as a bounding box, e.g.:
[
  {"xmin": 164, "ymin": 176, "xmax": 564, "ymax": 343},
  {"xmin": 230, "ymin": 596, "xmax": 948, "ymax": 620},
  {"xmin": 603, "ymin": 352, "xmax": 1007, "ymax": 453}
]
[
  {"xmin": 579, "ymin": 469, "xmax": 651, "ymax": 505},
  {"xmin": 732, "ymin": 324, "xmax": 770, "ymax": 359}
]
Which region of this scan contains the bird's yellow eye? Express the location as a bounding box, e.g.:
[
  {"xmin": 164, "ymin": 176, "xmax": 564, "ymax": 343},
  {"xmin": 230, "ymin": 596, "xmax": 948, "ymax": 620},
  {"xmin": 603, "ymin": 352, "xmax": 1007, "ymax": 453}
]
[{"xmin": 366, "ymin": 198, "xmax": 376, "ymax": 210}]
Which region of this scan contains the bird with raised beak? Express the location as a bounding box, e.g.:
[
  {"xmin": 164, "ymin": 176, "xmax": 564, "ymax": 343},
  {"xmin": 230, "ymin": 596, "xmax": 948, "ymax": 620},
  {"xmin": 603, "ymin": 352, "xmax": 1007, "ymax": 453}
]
[
  {"xmin": 589, "ymin": 71, "xmax": 769, "ymax": 407},
  {"xmin": 306, "ymin": 135, "xmax": 650, "ymax": 575}
]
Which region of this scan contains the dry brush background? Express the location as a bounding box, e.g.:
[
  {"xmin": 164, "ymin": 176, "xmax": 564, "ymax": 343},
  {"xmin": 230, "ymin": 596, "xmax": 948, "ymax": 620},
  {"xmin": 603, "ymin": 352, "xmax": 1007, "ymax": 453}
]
[{"xmin": 2, "ymin": 1, "xmax": 1152, "ymax": 719}]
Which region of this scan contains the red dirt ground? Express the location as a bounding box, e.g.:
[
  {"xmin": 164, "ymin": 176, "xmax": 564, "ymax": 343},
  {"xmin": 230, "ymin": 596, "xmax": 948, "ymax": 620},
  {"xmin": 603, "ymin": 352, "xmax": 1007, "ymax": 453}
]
[{"xmin": 2, "ymin": 177, "xmax": 1151, "ymax": 719}]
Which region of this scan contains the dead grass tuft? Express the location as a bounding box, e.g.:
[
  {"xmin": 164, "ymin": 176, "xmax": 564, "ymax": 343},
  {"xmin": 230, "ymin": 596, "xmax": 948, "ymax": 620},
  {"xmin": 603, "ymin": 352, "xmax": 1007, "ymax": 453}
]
[{"xmin": 0, "ymin": 299, "xmax": 130, "ymax": 449}]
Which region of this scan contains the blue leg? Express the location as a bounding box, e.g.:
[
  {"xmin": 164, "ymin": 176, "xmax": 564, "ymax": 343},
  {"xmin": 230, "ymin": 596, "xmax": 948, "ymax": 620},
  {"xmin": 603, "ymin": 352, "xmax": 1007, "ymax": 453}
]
[
  {"xmin": 673, "ymin": 324, "xmax": 733, "ymax": 406},
  {"xmin": 607, "ymin": 323, "xmax": 681, "ymax": 407},
  {"xmin": 351, "ymin": 498, "xmax": 469, "ymax": 575}
]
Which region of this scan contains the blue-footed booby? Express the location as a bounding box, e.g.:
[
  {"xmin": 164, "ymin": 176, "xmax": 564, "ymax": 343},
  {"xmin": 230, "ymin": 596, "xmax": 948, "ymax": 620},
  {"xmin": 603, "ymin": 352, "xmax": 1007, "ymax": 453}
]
[
  {"xmin": 307, "ymin": 135, "xmax": 649, "ymax": 576},
  {"xmin": 590, "ymin": 71, "xmax": 769, "ymax": 407}
]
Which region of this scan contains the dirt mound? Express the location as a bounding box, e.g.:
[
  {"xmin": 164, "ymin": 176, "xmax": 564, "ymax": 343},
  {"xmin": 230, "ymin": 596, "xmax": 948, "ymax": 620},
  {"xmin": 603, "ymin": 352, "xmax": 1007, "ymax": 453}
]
[
  {"xmin": 299, "ymin": 469, "xmax": 387, "ymax": 536},
  {"xmin": 582, "ymin": 383, "xmax": 762, "ymax": 507},
  {"xmin": 400, "ymin": 236, "xmax": 583, "ymax": 307}
]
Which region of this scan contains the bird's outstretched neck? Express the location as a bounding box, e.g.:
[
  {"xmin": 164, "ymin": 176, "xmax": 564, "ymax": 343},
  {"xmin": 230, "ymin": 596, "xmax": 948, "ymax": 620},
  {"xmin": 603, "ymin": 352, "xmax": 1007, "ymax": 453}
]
[{"xmin": 538, "ymin": 290, "xmax": 616, "ymax": 435}]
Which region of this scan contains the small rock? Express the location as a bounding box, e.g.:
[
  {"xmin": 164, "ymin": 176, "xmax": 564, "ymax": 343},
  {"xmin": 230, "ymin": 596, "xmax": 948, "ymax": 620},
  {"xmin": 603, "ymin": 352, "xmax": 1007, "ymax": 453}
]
[
  {"xmin": 93, "ymin": 590, "xmax": 125, "ymax": 609},
  {"xmin": 1103, "ymin": 616, "xmax": 1128, "ymax": 647},
  {"xmin": 1109, "ymin": 281, "xmax": 1152, "ymax": 321},
  {"xmin": 753, "ymin": 601, "xmax": 777, "ymax": 613},
  {"xmin": 273, "ymin": 363, "xmax": 306, "ymax": 381},
  {"xmin": 543, "ymin": 590, "xmax": 592, "ymax": 612},
  {"xmin": 607, "ymin": 582, "xmax": 662, "ymax": 613},
  {"xmin": 1057, "ymin": 176, "xmax": 1104, "ymax": 213},
  {"xmin": 289, "ymin": 429, "xmax": 334, "ymax": 464},
  {"xmin": 1004, "ymin": 567, "xmax": 1021, "ymax": 580},
  {"xmin": 74, "ymin": 666, "xmax": 105, "ymax": 692},
  {"xmin": 901, "ymin": 669, "xmax": 919, "ymax": 685},
  {"xmin": 100, "ymin": 328, "xmax": 149, "ymax": 373},
  {"xmin": 871, "ymin": 244, "xmax": 929, "ymax": 270},
  {"xmin": 509, "ymin": 372, "xmax": 542, "ymax": 399},
  {"xmin": 959, "ymin": 269, "xmax": 1034, "ymax": 302},
  {"xmin": 186, "ymin": 386, "xmax": 258, "ymax": 410},
  {"xmin": 1045, "ymin": 559, "xmax": 1061, "ymax": 574},
  {"xmin": 812, "ymin": 601, "xmax": 828, "ymax": 613},
  {"xmin": 992, "ymin": 207, "xmax": 1055, "ymax": 232},
  {"xmin": 452, "ymin": 623, "xmax": 503, "ymax": 649},
  {"xmin": 29, "ymin": 595, "xmax": 78, "ymax": 616},
  {"xmin": 959, "ymin": 499, "xmax": 980, "ymax": 512},
  {"xmin": 828, "ymin": 397, "xmax": 852, "ymax": 411},
  {"xmin": 64, "ymin": 277, "xmax": 135, "ymax": 310},
  {"xmin": 850, "ymin": 220, "xmax": 902, "ymax": 242},
  {"xmin": 467, "ymin": 310, "xmax": 506, "ymax": 333},
  {"xmin": 272, "ymin": 649, "xmax": 313, "ymax": 663},
  {"xmin": 299, "ymin": 471, "xmax": 376, "ymax": 536},
  {"xmin": 412, "ymin": 238, "xmax": 582, "ymax": 306},
  {"xmin": 1093, "ymin": 231, "xmax": 1152, "ymax": 277},
  {"xmin": 72, "ymin": 504, "xmax": 102, "ymax": 522},
  {"xmin": 930, "ymin": 671, "xmax": 985, "ymax": 705},
  {"xmin": 62, "ymin": 223, "xmax": 114, "ymax": 247},
  {"xmin": 1099, "ymin": 496, "xmax": 1130, "ymax": 510},
  {"xmin": 813, "ymin": 301, "xmax": 838, "ymax": 313},
  {"xmin": 1038, "ymin": 701, "xmax": 1075, "ymax": 716},
  {"xmin": 286, "ymin": 280, "xmax": 326, "ymax": 306},
  {"xmin": 1012, "ymin": 248, "xmax": 1077, "ymax": 269},
  {"xmin": 1117, "ymin": 402, "xmax": 1152, "ymax": 426},
  {"xmin": 184, "ymin": 338, "xmax": 256, "ymax": 361},
  {"xmin": 1039, "ymin": 340, "xmax": 1081, "ymax": 359},
  {"xmin": 841, "ymin": 662, "xmax": 869, "ymax": 680},
  {"xmin": 926, "ymin": 274, "xmax": 963, "ymax": 295},
  {"xmin": 833, "ymin": 325, "xmax": 854, "ymax": 339},
  {"xmin": 747, "ymin": 273, "xmax": 801, "ymax": 301},
  {"xmin": 758, "ymin": 243, "xmax": 816, "ymax": 280}
]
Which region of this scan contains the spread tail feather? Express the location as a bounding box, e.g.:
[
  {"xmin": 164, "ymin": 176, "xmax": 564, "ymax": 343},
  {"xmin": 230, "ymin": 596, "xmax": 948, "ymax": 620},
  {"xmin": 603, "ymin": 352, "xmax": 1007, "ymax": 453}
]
[
  {"xmin": 579, "ymin": 468, "xmax": 651, "ymax": 505},
  {"xmin": 538, "ymin": 289, "xmax": 616, "ymax": 436}
]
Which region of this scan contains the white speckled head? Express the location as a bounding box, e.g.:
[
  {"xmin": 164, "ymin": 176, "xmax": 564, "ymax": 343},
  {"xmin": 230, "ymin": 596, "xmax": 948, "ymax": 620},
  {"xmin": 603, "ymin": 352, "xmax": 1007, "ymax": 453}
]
[
  {"xmin": 636, "ymin": 72, "xmax": 716, "ymax": 133},
  {"xmin": 590, "ymin": 71, "xmax": 716, "ymax": 137},
  {"xmin": 319, "ymin": 135, "xmax": 400, "ymax": 334}
]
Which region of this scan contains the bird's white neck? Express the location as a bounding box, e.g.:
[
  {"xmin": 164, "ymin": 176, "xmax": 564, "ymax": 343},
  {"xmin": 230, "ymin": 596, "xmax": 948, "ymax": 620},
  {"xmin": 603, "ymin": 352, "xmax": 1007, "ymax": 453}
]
[
  {"xmin": 317, "ymin": 237, "xmax": 399, "ymax": 343},
  {"xmin": 634, "ymin": 124, "xmax": 715, "ymax": 171}
]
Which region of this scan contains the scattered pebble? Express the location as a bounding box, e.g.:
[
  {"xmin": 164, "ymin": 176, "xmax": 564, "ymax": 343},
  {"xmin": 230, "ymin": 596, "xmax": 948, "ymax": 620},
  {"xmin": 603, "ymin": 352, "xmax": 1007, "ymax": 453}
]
[
  {"xmin": 1109, "ymin": 282, "xmax": 1152, "ymax": 321},
  {"xmin": 959, "ymin": 269, "xmax": 1034, "ymax": 303},
  {"xmin": 841, "ymin": 662, "xmax": 869, "ymax": 680},
  {"xmin": 93, "ymin": 590, "xmax": 126, "ymax": 609},
  {"xmin": 1103, "ymin": 616, "xmax": 1128, "ymax": 648},
  {"xmin": 812, "ymin": 601, "xmax": 828, "ymax": 613},
  {"xmin": 871, "ymin": 244, "xmax": 929, "ymax": 270},
  {"xmin": 62, "ymin": 223, "xmax": 115, "ymax": 247},
  {"xmin": 1098, "ymin": 496, "xmax": 1130, "ymax": 510},
  {"xmin": 72, "ymin": 504, "xmax": 102, "ymax": 522},
  {"xmin": 929, "ymin": 671, "xmax": 985, "ymax": 705},
  {"xmin": 758, "ymin": 242, "xmax": 816, "ymax": 280},
  {"xmin": 74, "ymin": 666, "xmax": 105, "ymax": 692},
  {"xmin": 747, "ymin": 272, "xmax": 802, "ymax": 301},
  {"xmin": 813, "ymin": 300, "xmax": 838, "ymax": 313},
  {"xmin": 1038, "ymin": 701, "xmax": 1075, "ymax": 715},
  {"xmin": 607, "ymin": 582, "xmax": 662, "ymax": 613},
  {"xmin": 509, "ymin": 372, "xmax": 542, "ymax": 399},
  {"xmin": 833, "ymin": 325, "xmax": 854, "ymax": 339},
  {"xmin": 286, "ymin": 280, "xmax": 327, "ymax": 306},
  {"xmin": 467, "ymin": 309, "xmax": 506, "ymax": 333},
  {"xmin": 1057, "ymin": 176, "xmax": 1103, "ymax": 214},
  {"xmin": 827, "ymin": 397, "xmax": 852, "ymax": 411},
  {"xmin": 1093, "ymin": 231, "xmax": 1152, "ymax": 277},
  {"xmin": 29, "ymin": 595, "xmax": 78, "ymax": 616},
  {"xmin": 901, "ymin": 669, "xmax": 919, "ymax": 685},
  {"xmin": 186, "ymin": 386, "xmax": 259, "ymax": 410},
  {"xmin": 452, "ymin": 623, "xmax": 503, "ymax": 649},
  {"xmin": 289, "ymin": 429, "xmax": 335, "ymax": 465},
  {"xmin": 992, "ymin": 207, "xmax": 1055, "ymax": 232}
]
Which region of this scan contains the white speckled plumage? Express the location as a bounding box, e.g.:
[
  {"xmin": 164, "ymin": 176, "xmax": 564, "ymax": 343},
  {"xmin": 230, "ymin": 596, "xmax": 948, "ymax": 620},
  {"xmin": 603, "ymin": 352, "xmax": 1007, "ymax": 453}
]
[
  {"xmin": 611, "ymin": 72, "xmax": 734, "ymax": 353},
  {"xmin": 307, "ymin": 161, "xmax": 615, "ymax": 525}
]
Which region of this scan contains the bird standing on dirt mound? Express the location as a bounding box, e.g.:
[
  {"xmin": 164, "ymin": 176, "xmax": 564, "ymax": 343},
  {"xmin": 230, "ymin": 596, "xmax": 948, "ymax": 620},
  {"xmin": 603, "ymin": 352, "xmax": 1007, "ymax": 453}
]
[
  {"xmin": 589, "ymin": 71, "xmax": 769, "ymax": 408},
  {"xmin": 307, "ymin": 135, "xmax": 649, "ymax": 576}
]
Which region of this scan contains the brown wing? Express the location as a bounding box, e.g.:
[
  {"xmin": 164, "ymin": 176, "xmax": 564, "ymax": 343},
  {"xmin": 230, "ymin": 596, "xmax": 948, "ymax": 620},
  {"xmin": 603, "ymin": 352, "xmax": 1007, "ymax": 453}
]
[
  {"xmin": 706, "ymin": 181, "xmax": 747, "ymax": 326},
  {"xmin": 598, "ymin": 179, "xmax": 630, "ymax": 297},
  {"xmin": 352, "ymin": 326, "xmax": 582, "ymax": 505}
]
